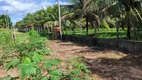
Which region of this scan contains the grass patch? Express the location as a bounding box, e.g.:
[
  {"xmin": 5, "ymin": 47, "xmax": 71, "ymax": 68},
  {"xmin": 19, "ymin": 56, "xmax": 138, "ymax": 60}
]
[{"xmin": 64, "ymin": 28, "xmax": 127, "ymax": 39}]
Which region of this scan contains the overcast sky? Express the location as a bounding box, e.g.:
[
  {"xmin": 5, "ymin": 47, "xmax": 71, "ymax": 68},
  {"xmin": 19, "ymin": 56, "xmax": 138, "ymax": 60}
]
[{"xmin": 0, "ymin": 0, "xmax": 70, "ymax": 25}]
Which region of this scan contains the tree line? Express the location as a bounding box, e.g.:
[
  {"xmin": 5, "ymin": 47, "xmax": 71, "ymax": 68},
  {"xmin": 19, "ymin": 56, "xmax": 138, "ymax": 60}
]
[
  {"xmin": 15, "ymin": 0, "xmax": 142, "ymax": 40},
  {"xmin": 0, "ymin": 14, "xmax": 12, "ymax": 28}
]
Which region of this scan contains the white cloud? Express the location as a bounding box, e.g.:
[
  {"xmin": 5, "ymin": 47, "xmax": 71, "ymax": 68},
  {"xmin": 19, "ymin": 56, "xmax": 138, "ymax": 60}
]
[
  {"xmin": 12, "ymin": 17, "xmax": 22, "ymax": 23},
  {"xmin": 1, "ymin": 0, "xmax": 38, "ymax": 14},
  {"xmin": 60, "ymin": 2, "xmax": 71, "ymax": 5},
  {"xmin": 0, "ymin": 0, "xmax": 71, "ymax": 24}
]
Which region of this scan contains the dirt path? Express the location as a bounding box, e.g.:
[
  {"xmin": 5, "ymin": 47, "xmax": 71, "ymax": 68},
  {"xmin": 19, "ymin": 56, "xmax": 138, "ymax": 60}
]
[
  {"xmin": 0, "ymin": 40, "xmax": 142, "ymax": 80},
  {"xmin": 49, "ymin": 40, "xmax": 142, "ymax": 80}
]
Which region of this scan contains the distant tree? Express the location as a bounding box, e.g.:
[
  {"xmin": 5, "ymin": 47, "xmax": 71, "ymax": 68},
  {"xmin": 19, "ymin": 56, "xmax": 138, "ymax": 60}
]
[{"xmin": 0, "ymin": 14, "xmax": 12, "ymax": 28}]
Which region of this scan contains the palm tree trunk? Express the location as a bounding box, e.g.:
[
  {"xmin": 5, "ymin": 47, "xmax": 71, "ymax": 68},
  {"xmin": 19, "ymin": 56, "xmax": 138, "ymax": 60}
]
[
  {"xmin": 51, "ymin": 27, "xmax": 54, "ymax": 40},
  {"xmin": 94, "ymin": 27, "xmax": 97, "ymax": 38},
  {"xmin": 47, "ymin": 26, "xmax": 49, "ymax": 37},
  {"xmin": 92, "ymin": 23, "xmax": 97, "ymax": 38},
  {"xmin": 133, "ymin": 24, "xmax": 137, "ymax": 40},
  {"xmin": 127, "ymin": 20, "xmax": 131, "ymax": 40},
  {"xmin": 79, "ymin": 22, "xmax": 82, "ymax": 35},
  {"xmin": 116, "ymin": 21, "xmax": 119, "ymax": 39},
  {"xmin": 86, "ymin": 16, "xmax": 89, "ymax": 35},
  {"xmin": 70, "ymin": 24, "xmax": 72, "ymax": 35}
]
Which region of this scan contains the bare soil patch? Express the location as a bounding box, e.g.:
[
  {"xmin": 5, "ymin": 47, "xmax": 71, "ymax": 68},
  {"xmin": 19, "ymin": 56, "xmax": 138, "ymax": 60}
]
[
  {"xmin": 0, "ymin": 40, "xmax": 142, "ymax": 80},
  {"xmin": 49, "ymin": 40, "xmax": 142, "ymax": 80}
]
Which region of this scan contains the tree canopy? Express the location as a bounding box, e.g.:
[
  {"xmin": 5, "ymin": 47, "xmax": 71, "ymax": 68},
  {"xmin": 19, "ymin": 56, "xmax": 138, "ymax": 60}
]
[
  {"xmin": 0, "ymin": 14, "xmax": 12, "ymax": 28},
  {"xmin": 15, "ymin": 5, "xmax": 68, "ymax": 28},
  {"xmin": 15, "ymin": 0, "xmax": 142, "ymax": 40}
]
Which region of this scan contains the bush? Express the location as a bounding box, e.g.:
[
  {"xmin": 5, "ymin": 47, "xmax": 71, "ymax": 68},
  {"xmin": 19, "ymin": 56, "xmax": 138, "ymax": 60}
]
[{"xmin": 0, "ymin": 30, "xmax": 13, "ymax": 45}]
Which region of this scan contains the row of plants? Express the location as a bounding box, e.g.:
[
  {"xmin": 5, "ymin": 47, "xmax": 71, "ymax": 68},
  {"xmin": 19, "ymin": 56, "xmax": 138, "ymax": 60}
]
[{"xmin": 0, "ymin": 30, "xmax": 91, "ymax": 80}]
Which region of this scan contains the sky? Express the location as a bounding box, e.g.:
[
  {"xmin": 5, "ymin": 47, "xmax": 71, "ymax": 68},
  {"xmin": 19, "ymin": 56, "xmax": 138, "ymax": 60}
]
[{"xmin": 0, "ymin": 0, "xmax": 70, "ymax": 25}]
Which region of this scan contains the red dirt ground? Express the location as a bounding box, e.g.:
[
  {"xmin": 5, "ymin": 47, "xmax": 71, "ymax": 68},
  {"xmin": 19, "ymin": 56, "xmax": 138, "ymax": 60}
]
[{"xmin": 0, "ymin": 40, "xmax": 142, "ymax": 80}]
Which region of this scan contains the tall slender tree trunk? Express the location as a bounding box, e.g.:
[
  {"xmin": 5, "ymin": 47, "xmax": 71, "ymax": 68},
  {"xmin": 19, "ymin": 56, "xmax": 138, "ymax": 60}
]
[
  {"xmin": 47, "ymin": 26, "xmax": 50, "ymax": 37},
  {"xmin": 13, "ymin": 27, "xmax": 16, "ymax": 41},
  {"xmin": 115, "ymin": 21, "xmax": 120, "ymax": 48},
  {"xmin": 79, "ymin": 22, "xmax": 82, "ymax": 35},
  {"xmin": 70, "ymin": 24, "xmax": 72, "ymax": 35},
  {"xmin": 127, "ymin": 20, "xmax": 131, "ymax": 40},
  {"xmin": 133, "ymin": 24, "xmax": 137, "ymax": 40},
  {"xmin": 93, "ymin": 23, "xmax": 97, "ymax": 38},
  {"xmin": 86, "ymin": 16, "xmax": 89, "ymax": 35},
  {"xmin": 51, "ymin": 27, "xmax": 54, "ymax": 40},
  {"xmin": 116, "ymin": 21, "xmax": 119, "ymax": 39},
  {"xmin": 94, "ymin": 27, "xmax": 97, "ymax": 38}
]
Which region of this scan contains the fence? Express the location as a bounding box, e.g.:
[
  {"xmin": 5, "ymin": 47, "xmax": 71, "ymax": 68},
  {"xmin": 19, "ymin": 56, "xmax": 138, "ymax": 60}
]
[
  {"xmin": 62, "ymin": 35, "xmax": 142, "ymax": 53},
  {"xmin": 18, "ymin": 26, "xmax": 45, "ymax": 33}
]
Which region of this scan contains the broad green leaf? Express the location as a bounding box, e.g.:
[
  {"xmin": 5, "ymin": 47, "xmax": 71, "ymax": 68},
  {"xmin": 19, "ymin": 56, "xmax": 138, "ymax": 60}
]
[
  {"xmin": 45, "ymin": 58, "xmax": 62, "ymax": 66},
  {"xmin": 72, "ymin": 62, "xmax": 80, "ymax": 69},
  {"xmin": 84, "ymin": 69, "xmax": 91, "ymax": 74},
  {"xmin": 71, "ymin": 77, "xmax": 81, "ymax": 80},
  {"xmin": 5, "ymin": 62, "xmax": 13, "ymax": 71},
  {"xmin": 49, "ymin": 69, "xmax": 63, "ymax": 76},
  {"xmin": 32, "ymin": 53, "xmax": 44, "ymax": 63},
  {"xmin": 41, "ymin": 77, "xmax": 48, "ymax": 80},
  {"xmin": 134, "ymin": 7, "xmax": 142, "ymax": 21},
  {"xmin": 70, "ymin": 70, "xmax": 81, "ymax": 75},
  {"xmin": 5, "ymin": 58, "xmax": 20, "ymax": 71},
  {"xmin": 36, "ymin": 49, "xmax": 52, "ymax": 55},
  {"xmin": 50, "ymin": 75, "xmax": 60, "ymax": 80},
  {"xmin": 18, "ymin": 64, "xmax": 36, "ymax": 79},
  {"xmin": 12, "ymin": 58, "xmax": 20, "ymax": 67},
  {"xmin": 22, "ymin": 57, "xmax": 31, "ymax": 64},
  {"xmin": 101, "ymin": 19, "xmax": 110, "ymax": 30},
  {"xmin": 44, "ymin": 62, "xmax": 52, "ymax": 69},
  {"xmin": 77, "ymin": 56, "xmax": 83, "ymax": 61}
]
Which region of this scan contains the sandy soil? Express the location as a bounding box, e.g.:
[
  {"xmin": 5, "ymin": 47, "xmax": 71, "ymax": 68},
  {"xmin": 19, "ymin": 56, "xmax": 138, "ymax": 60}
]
[{"xmin": 0, "ymin": 40, "xmax": 142, "ymax": 80}]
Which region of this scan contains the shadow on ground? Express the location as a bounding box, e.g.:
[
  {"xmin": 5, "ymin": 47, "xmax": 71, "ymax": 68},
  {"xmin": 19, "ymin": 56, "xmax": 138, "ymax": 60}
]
[
  {"xmin": 50, "ymin": 40, "xmax": 142, "ymax": 80},
  {"xmin": 83, "ymin": 54, "xmax": 142, "ymax": 80},
  {"xmin": 60, "ymin": 41, "xmax": 142, "ymax": 79}
]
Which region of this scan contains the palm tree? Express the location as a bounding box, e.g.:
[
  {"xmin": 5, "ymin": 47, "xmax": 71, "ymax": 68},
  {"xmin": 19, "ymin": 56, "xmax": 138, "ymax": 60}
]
[
  {"xmin": 0, "ymin": 14, "xmax": 12, "ymax": 28},
  {"xmin": 83, "ymin": 0, "xmax": 142, "ymax": 39},
  {"xmin": 69, "ymin": 0, "xmax": 90, "ymax": 35},
  {"xmin": 69, "ymin": 0, "xmax": 116, "ymax": 36},
  {"xmin": 82, "ymin": 0, "xmax": 118, "ymax": 37},
  {"xmin": 119, "ymin": 0, "xmax": 142, "ymax": 40}
]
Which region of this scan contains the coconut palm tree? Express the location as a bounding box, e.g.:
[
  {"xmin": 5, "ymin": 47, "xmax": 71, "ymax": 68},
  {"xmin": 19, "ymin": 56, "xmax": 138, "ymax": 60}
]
[
  {"xmin": 83, "ymin": 0, "xmax": 142, "ymax": 39},
  {"xmin": 0, "ymin": 14, "xmax": 12, "ymax": 28},
  {"xmin": 117, "ymin": 0, "xmax": 142, "ymax": 39},
  {"xmin": 68, "ymin": 0, "xmax": 116, "ymax": 36}
]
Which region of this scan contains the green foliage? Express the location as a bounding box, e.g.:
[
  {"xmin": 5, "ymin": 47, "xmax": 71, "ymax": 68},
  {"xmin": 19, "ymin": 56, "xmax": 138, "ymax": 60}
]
[
  {"xmin": 1, "ymin": 30, "xmax": 91, "ymax": 80},
  {"xmin": 0, "ymin": 30, "xmax": 17, "ymax": 63},
  {"xmin": 0, "ymin": 30, "xmax": 13, "ymax": 45},
  {"xmin": 65, "ymin": 28, "xmax": 127, "ymax": 39},
  {"xmin": 28, "ymin": 29, "xmax": 40, "ymax": 37},
  {"xmin": 18, "ymin": 63, "xmax": 37, "ymax": 79},
  {"xmin": 5, "ymin": 57, "xmax": 20, "ymax": 71},
  {"xmin": 15, "ymin": 5, "xmax": 67, "ymax": 29},
  {"xmin": 101, "ymin": 19, "xmax": 110, "ymax": 30},
  {"xmin": 0, "ymin": 14, "xmax": 12, "ymax": 28},
  {"xmin": 32, "ymin": 53, "xmax": 44, "ymax": 63}
]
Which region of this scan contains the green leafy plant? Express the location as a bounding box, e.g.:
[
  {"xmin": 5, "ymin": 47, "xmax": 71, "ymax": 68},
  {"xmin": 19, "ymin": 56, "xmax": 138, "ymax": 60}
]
[{"xmin": 2, "ymin": 30, "xmax": 91, "ymax": 80}]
